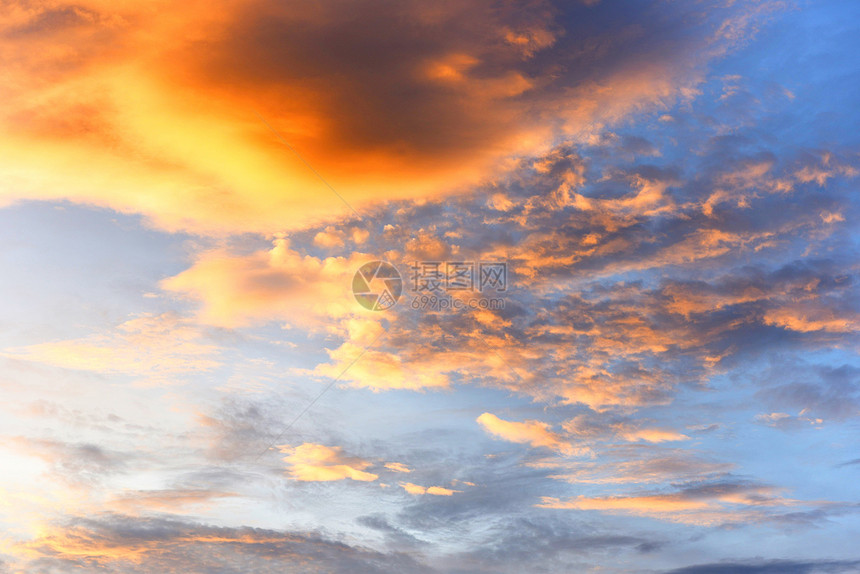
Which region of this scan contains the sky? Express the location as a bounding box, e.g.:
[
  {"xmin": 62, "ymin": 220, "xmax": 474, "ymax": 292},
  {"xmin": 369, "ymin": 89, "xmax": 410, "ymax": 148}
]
[{"xmin": 0, "ymin": 0, "xmax": 859, "ymax": 572}]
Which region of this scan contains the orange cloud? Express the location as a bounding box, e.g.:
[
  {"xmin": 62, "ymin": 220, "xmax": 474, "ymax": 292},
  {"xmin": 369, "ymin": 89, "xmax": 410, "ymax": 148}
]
[
  {"xmin": 0, "ymin": 0, "xmax": 771, "ymax": 234},
  {"xmin": 315, "ymin": 338, "xmax": 454, "ymax": 392},
  {"xmin": 615, "ymin": 427, "xmax": 689, "ymax": 443},
  {"xmin": 477, "ymin": 413, "xmax": 588, "ymax": 456},
  {"xmin": 161, "ymin": 238, "xmax": 369, "ymax": 329},
  {"xmin": 384, "ymin": 462, "xmax": 412, "ymax": 473},
  {"xmin": 538, "ymin": 454, "xmax": 734, "ymax": 485},
  {"xmin": 539, "ymin": 493, "xmax": 709, "ymax": 513},
  {"xmin": 763, "ymin": 306, "xmax": 859, "ymax": 333},
  {"xmin": 4, "ymin": 513, "xmax": 424, "ymax": 572},
  {"xmin": 399, "ymin": 482, "xmax": 461, "ymax": 496},
  {"xmin": 312, "ymin": 315, "xmax": 528, "ymax": 392},
  {"xmin": 537, "ymin": 483, "xmax": 801, "ymax": 526},
  {"xmin": 2, "ymin": 313, "xmax": 220, "ymax": 379},
  {"xmin": 108, "ymin": 490, "xmax": 237, "ymax": 513},
  {"xmin": 8, "ymin": 518, "xmax": 297, "ymax": 565},
  {"xmin": 559, "ymin": 416, "xmax": 692, "ymax": 447},
  {"xmin": 279, "ymin": 443, "xmax": 377, "ymax": 482},
  {"xmin": 160, "ymin": 240, "xmax": 525, "ymax": 392}
]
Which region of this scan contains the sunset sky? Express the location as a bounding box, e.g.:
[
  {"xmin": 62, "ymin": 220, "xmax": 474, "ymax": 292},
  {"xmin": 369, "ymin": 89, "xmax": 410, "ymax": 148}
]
[{"xmin": 1, "ymin": 1, "xmax": 859, "ymax": 572}]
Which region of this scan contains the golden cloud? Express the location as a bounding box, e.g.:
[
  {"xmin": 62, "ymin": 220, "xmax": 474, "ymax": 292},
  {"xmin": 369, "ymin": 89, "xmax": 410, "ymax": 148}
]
[
  {"xmin": 399, "ymin": 482, "xmax": 461, "ymax": 496},
  {"xmin": 477, "ymin": 412, "xmax": 590, "ymax": 456},
  {"xmin": 279, "ymin": 443, "xmax": 378, "ymax": 482},
  {"xmin": 161, "ymin": 238, "xmax": 369, "ymax": 329},
  {"xmin": 2, "ymin": 313, "xmax": 220, "ymax": 379},
  {"xmin": 537, "ymin": 483, "xmax": 803, "ymax": 526},
  {"xmin": 108, "ymin": 489, "xmax": 237, "ymax": 513},
  {"xmin": 615, "ymin": 427, "xmax": 689, "ymax": 444},
  {"xmin": 539, "ymin": 493, "xmax": 710, "ymax": 513},
  {"xmin": 0, "ymin": 0, "xmax": 766, "ymax": 234}
]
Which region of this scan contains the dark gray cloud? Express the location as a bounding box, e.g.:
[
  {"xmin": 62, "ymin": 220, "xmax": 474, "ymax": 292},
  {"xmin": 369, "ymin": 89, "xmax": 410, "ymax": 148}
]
[
  {"xmin": 444, "ymin": 516, "xmax": 665, "ymax": 574},
  {"xmin": 192, "ymin": 0, "xmax": 756, "ymax": 167},
  {"xmin": 21, "ymin": 513, "xmax": 437, "ymax": 574},
  {"xmin": 356, "ymin": 514, "xmax": 428, "ymax": 549},
  {"xmin": 665, "ymin": 559, "xmax": 860, "ymax": 574}
]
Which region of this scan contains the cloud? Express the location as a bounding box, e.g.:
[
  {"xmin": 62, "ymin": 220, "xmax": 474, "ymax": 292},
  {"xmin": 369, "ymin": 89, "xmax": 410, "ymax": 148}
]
[
  {"xmin": 146, "ymin": 27, "xmax": 859, "ymax": 415},
  {"xmin": 2, "ymin": 313, "xmax": 220, "ymax": 380},
  {"xmin": 540, "ymin": 493, "xmax": 710, "ymax": 512},
  {"xmin": 108, "ymin": 489, "xmax": 238, "ymax": 513},
  {"xmin": 616, "ymin": 427, "xmax": 689, "ymax": 443},
  {"xmin": 6, "ymin": 513, "xmax": 437, "ymax": 573},
  {"xmin": 161, "ymin": 238, "xmax": 370, "ymax": 329},
  {"xmin": 280, "ymin": 443, "xmax": 378, "ymax": 482},
  {"xmin": 540, "ymin": 448, "xmax": 734, "ymax": 485},
  {"xmin": 754, "ymin": 412, "xmax": 823, "ymax": 430},
  {"xmin": 477, "ymin": 413, "xmax": 587, "ymax": 456},
  {"xmin": 763, "ymin": 305, "xmax": 859, "ymax": 333},
  {"xmin": 754, "ymin": 363, "xmax": 860, "ymax": 422},
  {"xmin": 0, "ymin": 3, "xmax": 858, "ymax": 574},
  {"xmin": 445, "ymin": 515, "xmax": 665, "ymax": 570},
  {"xmin": 1, "ymin": 436, "xmax": 128, "ymax": 487},
  {"xmin": 665, "ymin": 559, "xmax": 860, "ymax": 574},
  {"xmin": 0, "ymin": 0, "xmax": 783, "ymax": 234},
  {"xmin": 195, "ymin": 398, "xmax": 289, "ymax": 463},
  {"xmin": 793, "ymin": 151, "xmax": 859, "ymax": 187},
  {"xmin": 313, "ymin": 321, "xmax": 455, "ymax": 391},
  {"xmin": 537, "ymin": 480, "xmax": 813, "ymax": 526},
  {"xmin": 355, "ymin": 514, "xmax": 427, "ymax": 549},
  {"xmin": 399, "ymin": 483, "xmax": 461, "ymax": 496}
]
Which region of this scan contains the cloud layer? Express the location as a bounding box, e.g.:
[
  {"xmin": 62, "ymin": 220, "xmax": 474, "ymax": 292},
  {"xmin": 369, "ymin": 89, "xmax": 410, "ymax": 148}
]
[{"xmin": 1, "ymin": 1, "xmax": 859, "ymax": 573}]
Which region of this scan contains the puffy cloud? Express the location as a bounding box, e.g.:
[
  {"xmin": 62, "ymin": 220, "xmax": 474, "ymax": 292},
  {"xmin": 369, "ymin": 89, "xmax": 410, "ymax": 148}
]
[
  {"xmin": 161, "ymin": 238, "xmax": 370, "ymax": 329},
  {"xmin": 0, "ymin": 0, "xmax": 781, "ymax": 234},
  {"xmin": 280, "ymin": 443, "xmax": 378, "ymax": 482},
  {"xmin": 314, "ymin": 340, "xmax": 455, "ymax": 392}
]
